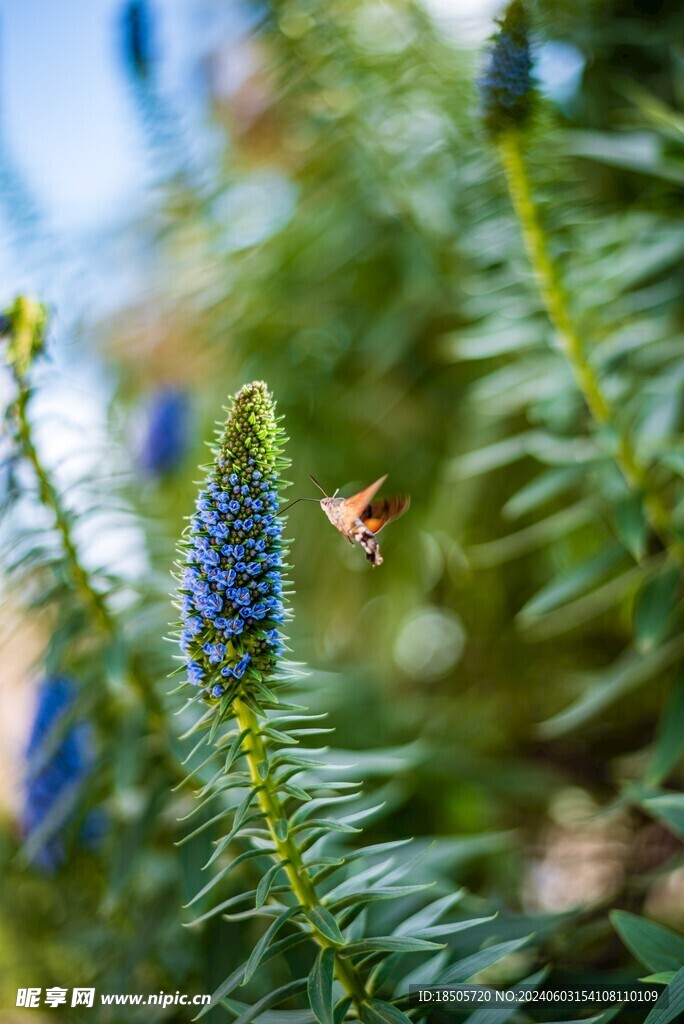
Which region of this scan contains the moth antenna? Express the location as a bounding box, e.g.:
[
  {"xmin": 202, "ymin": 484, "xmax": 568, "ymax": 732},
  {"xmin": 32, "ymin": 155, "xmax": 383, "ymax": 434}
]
[
  {"xmin": 309, "ymin": 475, "xmax": 329, "ymax": 497},
  {"xmin": 278, "ymin": 497, "xmax": 320, "ymax": 515},
  {"xmin": 332, "ymin": 488, "xmax": 340, "ymax": 498}
]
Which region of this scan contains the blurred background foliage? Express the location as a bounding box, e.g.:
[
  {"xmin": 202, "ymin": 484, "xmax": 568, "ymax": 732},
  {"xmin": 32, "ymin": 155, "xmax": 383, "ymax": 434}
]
[{"xmin": 0, "ymin": 0, "xmax": 683, "ymax": 1020}]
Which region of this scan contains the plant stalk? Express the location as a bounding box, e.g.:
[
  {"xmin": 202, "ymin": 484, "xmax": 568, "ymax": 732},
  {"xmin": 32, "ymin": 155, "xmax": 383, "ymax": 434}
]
[
  {"xmin": 235, "ymin": 698, "xmax": 369, "ymax": 1007},
  {"xmin": 498, "ymin": 131, "xmax": 684, "ymax": 567},
  {"xmin": 12, "ymin": 383, "xmax": 176, "ymax": 753}
]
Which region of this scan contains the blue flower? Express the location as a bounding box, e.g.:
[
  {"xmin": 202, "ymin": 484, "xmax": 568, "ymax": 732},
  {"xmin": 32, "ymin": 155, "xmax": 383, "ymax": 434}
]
[
  {"xmin": 121, "ymin": 0, "xmax": 155, "ymax": 81},
  {"xmin": 178, "ymin": 382, "xmax": 286, "ymax": 702},
  {"xmin": 479, "ymin": 0, "xmax": 534, "ymax": 137},
  {"xmin": 188, "ymin": 661, "xmax": 205, "ymax": 685},
  {"xmin": 22, "ymin": 677, "xmax": 100, "ymax": 872},
  {"xmin": 233, "ymin": 653, "xmax": 251, "ymax": 679},
  {"xmin": 139, "ymin": 386, "xmax": 189, "ymax": 477}
]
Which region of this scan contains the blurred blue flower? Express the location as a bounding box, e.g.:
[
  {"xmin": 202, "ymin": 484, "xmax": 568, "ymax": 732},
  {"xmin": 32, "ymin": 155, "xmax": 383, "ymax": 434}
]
[
  {"xmin": 178, "ymin": 382, "xmax": 286, "ymax": 702},
  {"xmin": 479, "ymin": 0, "xmax": 534, "ymax": 137},
  {"xmin": 22, "ymin": 677, "xmax": 98, "ymax": 872},
  {"xmin": 121, "ymin": 0, "xmax": 155, "ymax": 81},
  {"xmin": 140, "ymin": 386, "xmax": 190, "ymax": 478}
]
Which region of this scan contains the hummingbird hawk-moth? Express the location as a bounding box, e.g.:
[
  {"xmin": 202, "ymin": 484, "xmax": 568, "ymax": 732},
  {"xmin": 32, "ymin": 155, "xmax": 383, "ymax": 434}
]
[{"xmin": 281, "ymin": 475, "xmax": 410, "ymax": 567}]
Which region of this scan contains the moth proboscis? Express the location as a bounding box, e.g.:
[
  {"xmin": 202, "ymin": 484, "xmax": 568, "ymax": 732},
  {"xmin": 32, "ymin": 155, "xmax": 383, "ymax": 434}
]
[{"xmin": 280, "ymin": 474, "xmax": 410, "ymax": 567}]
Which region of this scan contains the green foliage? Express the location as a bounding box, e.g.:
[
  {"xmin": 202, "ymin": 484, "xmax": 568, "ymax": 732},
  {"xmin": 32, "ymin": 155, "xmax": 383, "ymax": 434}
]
[{"xmin": 0, "ymin": 0, "xmax": 683, "ymax": 1021}]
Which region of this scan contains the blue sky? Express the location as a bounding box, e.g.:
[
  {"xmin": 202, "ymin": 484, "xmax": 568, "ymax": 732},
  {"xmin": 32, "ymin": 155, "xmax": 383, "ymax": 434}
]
[
  {"xmin": 1, "ymin": 0, "xmax": 148, "ymax": 232},
  {"xmin": 0, "ymin": 0, "xmax": 578, "ymax": 301}
]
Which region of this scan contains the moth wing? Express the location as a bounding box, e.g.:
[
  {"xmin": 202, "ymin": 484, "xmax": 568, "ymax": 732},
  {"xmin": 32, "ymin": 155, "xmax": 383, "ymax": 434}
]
[
  {"xmin": 344, "ymin": 475, "xmax": 388, "ymax": 517},
  {"xmin": 362, "ymin": 495, "xmax": 410, "ymax": 534}
]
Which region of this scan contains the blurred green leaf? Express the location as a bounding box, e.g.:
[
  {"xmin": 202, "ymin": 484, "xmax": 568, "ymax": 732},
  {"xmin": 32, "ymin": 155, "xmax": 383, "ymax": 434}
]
[
  {"xmin": 539, "ymin": 637, "xmax": 684, "ymax": 737},
  {"xmin": 359, "ymin": 999, "xmax": 412, "ymax": 1024},
  {"xmin": 646, "ymin": 670, "xmax": 684, "ymax": 784},
  {"xmin": 442, "ymin": 936, "xmax": 533, "ymax": 984},
  {"xmin": 308, "ymin": 948, "xmax": 335, "ymax": 1024},
  {"xmin": 503, "ymin": 466, "xmax": 583, "ymax": 521},
  {"xmin": 611, "ymin": 911, "xmax": 684, "ymax": 973},
  {"xmin": 644, "ymin": 967, "xmax": 684, "ymax": 1024},
  {"xmin": 634, "ymin": 566, "xmax": 681, "ymax": 653},
  {"xmin": 518, "ymin": 543, "xmax": 625, "ymax": 624},
  {"xmin": 638, "ymin": 792, "xmax": 684, "ymax": 839},
  {"xmin": 612, "ymin": 494, "xmax": 648, "ymax": 562}
]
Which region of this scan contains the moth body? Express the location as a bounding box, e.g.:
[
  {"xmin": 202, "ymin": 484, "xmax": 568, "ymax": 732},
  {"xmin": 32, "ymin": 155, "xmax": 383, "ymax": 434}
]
[
  {"xmin": 317, "ymin": 475, "xmax": 409, "ymax": 567},
  {"xmin": 320, "ymin": 497, "xmax": 383, "ymax": 565}
]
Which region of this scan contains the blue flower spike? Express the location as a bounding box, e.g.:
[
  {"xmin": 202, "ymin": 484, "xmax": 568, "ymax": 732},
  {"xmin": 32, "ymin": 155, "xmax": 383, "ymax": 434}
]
[
  {"xmin": 141, "ymin": 386, "xmax": 189, "ymax": 478},
  {"xmin": 22, "ymin": 677, "xmax": 97, "ymax": 872},
  {"xmin": 177, "ymin": 382, "xmax": 288, "ymax": 709},
  {"xmin": 479, "ymin": 0, "xmax": 534, "ymax": 138}
]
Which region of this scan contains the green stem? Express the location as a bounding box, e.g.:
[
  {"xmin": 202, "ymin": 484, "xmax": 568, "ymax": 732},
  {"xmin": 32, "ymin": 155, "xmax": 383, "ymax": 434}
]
[
  {"xmin": 234, "ymin": 698, "xmax": 369, "ymax": 1007},
  {"xmin": 498, "ymin": 131, "xmax": 684, "ymax": 567},
  {"xmin": 15, "ymin": 387, "xmax": 114, "ymax": 634},
  {"xmin": 12, "ymin": 383, "xmax": 174, "ymax": 749}
]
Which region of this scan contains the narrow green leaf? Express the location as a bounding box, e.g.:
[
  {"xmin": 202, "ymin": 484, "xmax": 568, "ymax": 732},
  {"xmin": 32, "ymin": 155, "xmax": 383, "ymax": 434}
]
[
  {"xmin": 613, "ymin": 493, "xmax": 648, "ymax": 561},
  {"xmin": 278, "ymin": 781, "xmax": 312, "ymax": 802},
  {"xmin": 449, "ymin": 432, "xmax": 538, "ymax": 481},
  {"xmin": 503, "ymin": 466, "xmax": 583, "ymax": 521},
  {"xmin": 322, "ymin": 858, "xmax": 400, "ymax": 901},
  {"xmin": 397, "ymin": 950, "xmax": 449, "ymax": 992},
  {"xmin": 462, "ymin": 968, "xmax": 548, "ymax": 1024},
  {"xmin": 442, "ymin": 936, "xmax": 533, "ymax": 983},
  {"xmin": 292, "ymin": 819, "xmax": 361, "ymax": 836},
  {"xmin": 328, "ymin": 885, "xmax": 432, "ymax": 914},
  {"xmin": 634, "ymin": 565, "xmax": 681, "ymax": 653},
  {"xmin": 275, "ymin": 818, "xmax": 289, "ymax": 841},
  {"xmin": 223, "ymin": 1003, "xmax": 315, "ymax": 1024},
  {"xmin": 307, "ymin": 948, "xmax": 335, "ymax": 1024},
  {"xmin": 242, "ymin": 907, "xmax": 300, "ymax": 986},
  {"xmin": 394, "ymin": 891, "xmax": 464, "ymax": 935},
  {"xmin": 194, "ymin": 934, "xmax": 309, "ymax": 1019},
  {"xmin": 416, "ymin": 915, "xmax": 496, "ymax": 939},
  {"xmin": 291, "ymin": 793, "xmax": 360, "ymax": 828},
  {"xmin": 185, "ymin": 886, "xmax": 290, "ymax": 927},
  {"xmin": 256, "ymin": 861, "xmax": 289, "ymax": 909},
  {"xmin": 469, "ymin": 503, "xmax": 594, "ymax": 568},
  {"xmin": 523, "ymin": 557, "xmax": 662, "ymax": 641},
  {"xmin": 205, "ymin": 811, "xmax": 265, "ymax": 868},
  {"xmin": 232, "ymin": 786, "xmax": 262, "ymax": 835},
  {"xmin": 185, "ymin": 848, "xmax": 271, "ymax": 908},
  {"xmin": 644, "ymin": 967, "xmax": 684, "ymax": 1024},
  {"xmin": 646, "ymin": 670, "xmax": 684, "ymax": 784},
  {"xmin": 538, "ymin": 636, "xmax": 684, "ymax": 738},
  {"xmin": 306, "ymin": 906, "xmax": 345, "ymax": 945},
  {"xmin": 611, "ymin": 911, "xmax": 684, "ymax": 973},
  {"xmin": 229, "ymin": 979, "xmax": 309, "ymax": 1024},
  {"xmin": 518, "ymin": 544, "xmax": 625, "ymax": 623},
  {"xmin": 333, "ymin": 997, "xmax": 353, "ymax": 1024},
  {"xmin": 346, "ymin": 936, "xmax": 444, "ymax": 955},
  {"xmin": 358, "ymin": 999, "xmax": 413, "ymax": 1024},
  {"xmin": 640, "ymin": 792, "xmax": 684, "ymax": 838},
  {"xmin": 174, "ymin": 804, "xmax": 236, "ymax": 846},
  {"xmin": 344, "ymin": 839, "xmax": 413, "ymax": 862}
]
